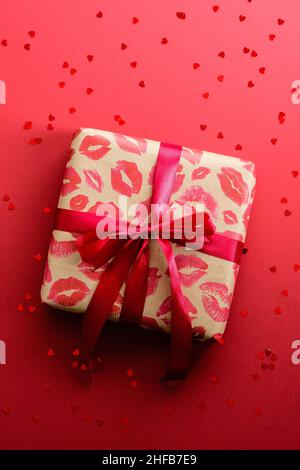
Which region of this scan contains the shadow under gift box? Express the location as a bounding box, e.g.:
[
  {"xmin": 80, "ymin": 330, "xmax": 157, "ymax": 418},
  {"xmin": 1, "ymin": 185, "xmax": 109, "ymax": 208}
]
[{"xmin": 41, "ymin": 128, "xmax": 256, "ymax": 342}]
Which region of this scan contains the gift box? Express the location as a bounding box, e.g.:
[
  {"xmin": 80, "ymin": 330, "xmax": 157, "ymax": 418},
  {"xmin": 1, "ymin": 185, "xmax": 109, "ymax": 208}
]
[{"xmin": 41, "ymin": 128, "xmax": 256, "ymax": 379}]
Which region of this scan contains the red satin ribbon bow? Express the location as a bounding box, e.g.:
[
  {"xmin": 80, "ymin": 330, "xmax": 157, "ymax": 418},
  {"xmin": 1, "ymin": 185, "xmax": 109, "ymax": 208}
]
[{"xmin": 55, "ymin": 143, "xmax": 243, "ymax": 381}]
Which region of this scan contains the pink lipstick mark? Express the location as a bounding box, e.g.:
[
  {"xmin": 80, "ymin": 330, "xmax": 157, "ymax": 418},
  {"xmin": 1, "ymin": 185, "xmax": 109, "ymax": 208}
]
[
  {"xmin": 181, "ymin": 148, "xmax": 203, "ymax": 164},
  {"xmin": 223, "ymin": 210, "xmax": 238, "ymax": 225},
  {"xmin": 172, "ymin": 164, "xmax": 185, "ymax": 193},
  {"xmin": 114, "ymin": 133, "xmax": 148, "ymax": 155},
  {"xmin": 49, "ymin": 236, "xmax": 77, "ymax": 257},
  {"xmin": 77, "ymin": 262, "xmax": 102, "ymax": 281},
  {"xmin": 192, "ymin": 167, "xmax": 211, "ymax": 180},
  {"xmin": 47, "ymin": 277, "xmax": 90, "ymax": 307},
  {"xmin": 79, "ymin": 134, "xmax": 111, "ymax": 160},
  {"xmin": 146, "ymin": 267, "xmax": 161, "ymax": 296},
  {"xmin": 218, "ymin": 167, "xmax": 248, "ymax": 206},
  {"xmin": 176, "ymin": 186, "xmax": 217, "ymax": 215},
  {"xmin": 43, "ymin": 260, "xmax": 52, "ymax": 283},
  {"xmin": 156, "ymin": 295, "xmax": 197, "ymax": 324},
  {"xmin": 175, "ymin": 254, "xmax": 208, "ymax": 287},
  {"xmin": 111, "ymin": 160, "xmax": 142, "ymax": 197},
  {"xmin": 83, "ymin": 168, "xmax": 103, "ymax": 193},
  {"xmin": 61, "ymin": 166, "xmax": 81, "ymax": 196},
  {"xmin": 200, "ymin": 282, "xmax": 232, "ymax": 322},
  {"xmin": 70, "ymin": 194, "xmax": 89, "ymax": 211}
]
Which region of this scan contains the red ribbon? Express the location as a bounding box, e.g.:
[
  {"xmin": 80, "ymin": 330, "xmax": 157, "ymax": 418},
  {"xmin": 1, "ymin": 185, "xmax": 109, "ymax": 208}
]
[{"xmin": 55, "ymin": 143, "xmax": 243, "ymax": 381}]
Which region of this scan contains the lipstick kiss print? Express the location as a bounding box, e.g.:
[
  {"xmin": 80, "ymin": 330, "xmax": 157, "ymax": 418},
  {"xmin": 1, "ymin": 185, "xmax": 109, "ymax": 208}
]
[
  {"xmin": 217, "ymin": 167, "xmax": 248, "ymax": 206},
  {"xmin": 79, "ymin": 134, "xmax": 111, "ymax": 160},
  {"xmin": 199, "ymin": 282, "xmax": 232, "ymax": 322},
  {"xmin": 111, "ymin": 160, "xmax": 142, "ymax": 197},
  {"xmin": 83, "ymin": 168, "xmax": 103, "ymax": 193},
  {"xmin": 181, "ymin": 147, "xmax": 203, "ymax": 164},
  {"xmin": 49, "ymin": 236, "xmax": 77, "ymax": 257},
  {"xmin": 175, "ymin": 254, "xmax": 208, "ymax": 287},
  {"xmin": 70, "ymin": 194, "xmax": 89, "ymax": 211},
  {"xmin": 47, "ymin": 277, "xmax": 90, "ymax": 307},
  {"xmin": 156, "ymin": 295, "xmax": 197, "ymax": 323},
  {"xmin": 61, "ymin": 166, "xmax": 81, "ymax": 196},
  {"xmin": 176, "ymin": 186, "xmax": 217, "ymax": 215},
  {"xmin": 192, "ymin": 167, "xmax": 211, "ymax": 180},
  {"xmin": 114, "ymin": 133, "xmax": 148, "ymax": 155}
]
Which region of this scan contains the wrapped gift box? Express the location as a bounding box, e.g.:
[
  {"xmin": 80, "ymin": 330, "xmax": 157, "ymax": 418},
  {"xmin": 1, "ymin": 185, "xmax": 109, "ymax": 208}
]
[{"xmin": 41, "ymin": 128, "xmax": 256, "ymax": 343}]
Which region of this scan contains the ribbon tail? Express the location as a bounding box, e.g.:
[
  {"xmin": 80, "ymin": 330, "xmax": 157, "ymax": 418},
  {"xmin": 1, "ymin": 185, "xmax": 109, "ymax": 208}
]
[
  {"xmin": 157, "ymin": 239, "xmax": 193, "ymax": 382},
  {"xmin": 82, "ymin": 239, "xmax": 142, "ymax": 359},
  {"xmin": 119, "ymin": 240, "xmax": 150, "ymax": 325}
]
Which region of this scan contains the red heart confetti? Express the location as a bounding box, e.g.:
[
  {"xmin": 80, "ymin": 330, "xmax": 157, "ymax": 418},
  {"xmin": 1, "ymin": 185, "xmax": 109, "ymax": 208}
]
[
  {"xmin": 284, "ymin": 209, "xmax": 292, "ymax": 216},
  {"xmin": 7, "ymin": 202, "xmax": 15, "ymax": 211},
  {"xmin": 176, "ymin": 12, "xmax": 186, "ymax": 20},
  {"xmin": 200, "ymin": 124, "xmax": 207, "ymax": 131},
  {"xmin": 218, "ymin": 51, "xmax": 225, "ymax": 58},
  {"xmin": 277, "ymin": 18, "xmax": 285, "ymax": 25},
  {"xmin": 132, "ymin": 17, "xmax": 139, "ymax": 24},
  {"xmin": 139, "ymin": 80, "xmax": 145, "ymax": 87},
  {"xmin": 269, "ymin": 266, "xmax": 277, "ymax": 273},
  {"xmin": 209, "ymin": 375, "xmax": 218, "ymax": 384},
  {"xmin": 274, "ymin": 306, "xmax": 282, "ymax": 315},
  {"xmin": 247, "ymin": 80, "xmax": 255, "ymax": 88},
  {"xmin": 43, "ymin": 206, "xmax": 51, "ymax": 214},
  {"xmin": 2, "ymin": 194, "xmax": 10, "ymax": 202},
  {"xmin": 278, "ymin": 112, "xmax": 286, "ymax": 124},
  {"xmin": 25, "ymin": 293, "xmax": 32, "ymax": 301},
  {"xmin": 23, "ymin": 121, "xmax": 32, "ymax": 130},
  {"xmin": 69, "ymin": 107, "xmax": 76, "ymax": 114},
  {"xmin": 130, "ymin": 61, "xmax": 137, "ymax": 68},
  {"xmin": 87, "ymin": 54, "xmax": 93, "ymax": 62},
  {"xmin": 70, "ymin": 68, "xmax": 77, "ymax": 75},
  {"xmin": 48, "ymin": 114, "xmax": 55, "ymax": 121},
  {"xmin": 239, "ymin": 309, "xmax": 249, "ymax": 318},
  {"xmin": 1, "ymin": 405, "xmax": 11, "ymax": 415},
  {"xmin": 28, "ymin": 305, "xmax": 36, "ymax": 313},
  {"xmin": 271, "ymin": 138, "xmax": 278, "ymax": 145},
  {"xmin": 161, "ymin": 37, "xmax": 168, "ymax": 44},
  {"xmin": 96, "ymin": 11, "xmax": 103, "ymax": 18},
  {"xmin": 202, "ymin": 92, "xmax": 209, "ymax": 99},
  {"xmin": 235, "ymin": 144, "xmax": 243, "ymax": 150},
  {"xmin": 32, "ymin": 415, "xmax": 40, "ymax": 424},
  {"xmin": 121, "ymin": 43, "xmax": 127, "ymax": 50},
  {"xmin": 217, "ymin": 132, "xmax": 224, "ymax": 139},
  {"xmin": 193, "ymin": 62, "xmax": 200, "ymax": 69},
  {"xmin": 1, "ymin": 39, "xmax": 8, "ymax": 47},
  {"xmin": 269, "ymin": 34, "xmax": 276, "ymax": 41},
  {"xmin": 251, "ymin": 50, "xmax": 258, "ymax": 57},
  {"xmin": 17, "ymin": 304, "xmax": 24, "ymax": 312},
  {"xmin": 281, "ymin": 289, "xmax": 288, "ymax": 297},
  {"xmin": 226, "ymin": 398, "xmax": 235, "ymax": 407},
  {"xmin": 58, "ymin": 81, "xmax": 65, "ymax": 88},
  {"xmin": 253, "ymin": 407, "xmax": 262, "ymax": 416},
  {"xmin": 62, "ymin": 61, "xmax": 69, "ymax": 68},
  {"xmin": 239, "ymin": 15, "xmax": 246, "ymax": 22},
  {"xmin": 293, "ymin": 264, "xmax": 300, "ymax": 272},
  {"xmin": 259, "ymin": 67, "xmax": 266, "ymax": 74},
  {"xmin": 24, "ymin": 43, "xmax": 31, "ymax": 51},
  {"xmin": 292, "ymin": 170, "xmax": 299, "ymax": 178},
  {"xmin": 243, "ymin": 47, "xmax": 250, "ymax": 54},
  {"xmin": 212, "ymin": 6, "xmax": 219, "ymax": 13},
  {"xmin": 252, "ymin": 374, "xmax": 260, "ymax": 381},
  {"xmin": 126, "ymin": 369, "xmax": 134, "ymax": 377},
  {"xmin": 86, "ymin": 88, "xmax": 93, "ymax": 95},
  {"xmin": 47, "ymin": 123, "xmax": 54, "ymax": 131},
  {"xmin": 280, "ymin": 197, "xmax": 288, "ymax": 203},
  {"xmin": 28, "ymin": 31, "xmax": 35, "ymax": 38},
  {"xmin": 72, "ymin": 349, "xmax": 80, "ymax": 357},
  {"xmin": 96, "ymin": 417, "xmax": 104, "ymax": 426},
  {"xmin": 71, "ymin": 361, "xmax": 79, "ymax": 369},
  {"xmin": 47, "ymin": 348, "xmax": 55, "ymax": 357},
  {"xmin": 217, "ymin": 75, "xmax": 224, "ymax": 82}
]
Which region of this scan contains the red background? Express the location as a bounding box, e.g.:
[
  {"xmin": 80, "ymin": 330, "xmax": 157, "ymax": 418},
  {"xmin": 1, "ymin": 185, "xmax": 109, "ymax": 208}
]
[{"xmin": 1, "ymin": 0, "xmax": 300, "ymax": 450}]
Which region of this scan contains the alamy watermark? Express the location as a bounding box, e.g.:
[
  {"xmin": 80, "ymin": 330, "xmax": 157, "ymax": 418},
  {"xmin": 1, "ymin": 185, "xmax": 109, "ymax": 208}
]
[
  {"xmin": 291, "ymin": 80, "xmax": 300, "ymax": 104},
  {"xmin": 94, "ymin": 196, "xmax": 207, "ymax": 251},
  {"xmin": 0, "ymin": 80, "xmax": 6, "ymax": 104},
  {"xmin": 291, "ymin": 340, "xmax": 300, "ymax": 365}
]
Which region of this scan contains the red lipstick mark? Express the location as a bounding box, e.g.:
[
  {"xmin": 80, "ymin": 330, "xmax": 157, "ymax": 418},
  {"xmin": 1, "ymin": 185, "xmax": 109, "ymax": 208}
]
[
  {"xmin": 49, "ymin": 236, "xmax": 77, "ymax": 257},
  {"xmin": 218, "ymin": 167, "xmax": 248, "ymax": 206},
  {"xmin": 192, "ymin": 167, "xmax": 211, "ymax": 180},
  {"xmin": 79, "ymin": 134, "xmax": 111, "ymax": 160},
  {"xmin": 175, "ymin": 254, "xmax": 208, "ymax": 287},
  {"xmin": 146, "ymin": 267, "xmax": 161, "ymax": 296},
  {"xmin": 48, "ymin": 277, "xmax": 89, "ymax": 307},
  {"xmin": 156, "ymin": 295, "xmax": 197, "ymax": 323},
  {"xmin": 111, "ymin": 160, "xmax": 142, "ymax": 197},
  {"xmin": 78, "ymin": 262, "xmax": 102, "ymax": 281},
  {"xmin": 70, "ymin": 194, "xmax": 89, "ymax": 211},
  {"xmin": 223, "ymin": 210, "xmax": 238, "ymax": 225},
  {"xmin": 114, "ymin": 133, "xmax": 148, "ymax": 155},
  {"xmin": 200, "ymin": 282, "xmax": 232, "ymax": 322},
  {"xmin": 181, "ymin": 148, "xmax": 203, "ymax": 164}
]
